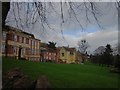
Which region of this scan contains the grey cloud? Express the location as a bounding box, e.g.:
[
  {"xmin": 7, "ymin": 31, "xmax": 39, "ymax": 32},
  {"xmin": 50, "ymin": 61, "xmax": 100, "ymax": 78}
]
[
  {"xmin": 6, "ymin": 2, "xmax": 118, "ymax": 54},
  {"xmin": 85, "ymin": 26, "xmax": 118, "ymax": 52}
]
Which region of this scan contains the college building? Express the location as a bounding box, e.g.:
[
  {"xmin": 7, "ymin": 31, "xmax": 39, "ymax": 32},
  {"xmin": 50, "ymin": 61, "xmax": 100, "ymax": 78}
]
[
  {"xmin": 40, "ymin": 43, "xmax": 58, "ymax": 62},
  {"xmin": 2, "ymin": 25, "xmax": 41, "ymax": 61},
  {"xmin": 2, "ymin": 25, "xmax": 83, "ymax": 64}
]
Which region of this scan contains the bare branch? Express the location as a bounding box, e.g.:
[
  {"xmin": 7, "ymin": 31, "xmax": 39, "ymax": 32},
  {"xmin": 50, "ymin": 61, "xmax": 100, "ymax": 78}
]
[
  {"xmin": 68, "ymin": 2, "xmax": 84, "ymax": 30},
  {"xmin": 60, "ymin": 2, "xmax": 64, "ymax": 23},
  {"xmin": 12, "ymin": 3, "xmax": 19, "ymax": 28},
  {"xmin": 90, "ymin": 2, "xmax": 103, "ymax": 29},
  {"xmin": 16, "ymin": 2, "xmax": 24, "ymax": 30},
  {"xmin": 84, "ymin": 2, "xmax": 91, "ymax": 23}
]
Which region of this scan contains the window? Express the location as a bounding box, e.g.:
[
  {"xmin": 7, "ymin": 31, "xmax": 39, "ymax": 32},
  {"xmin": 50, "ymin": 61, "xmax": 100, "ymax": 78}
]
[
  {"xmin": 26, "ymin": 38, "xmax": 28, "ymax": 44},
  {"xmin": 14, "ymin": 35, "xmax": 17, "ymax": 41},
  {"xmin": 36, "ymin": 41, "xmax": 38, "ymax": 48},
  {"xmin": 28, "ymin": 49, "xmax": 31, "ymax": 55},
  {"xmin": 46, "ymin": 56, "xmax": 48, "ymax": 59},
  {"xmin": 62, "ymin": 53, "xmax": 64, "ymax": 56},
  {"xmin": 37, "ymin": 41, "xmax": 39, "ymax": 49},
  {"xmin": 34, "ymin": 49, "xmax": 36, "ymax": 55},
  {"xmin": 24, "ymin": 37, "xmax": 26, "ymax": 44},
  {"xmin": 34, "ymin": 40, "xmax": 35, "ymax": 46},
  {"xmin": 2, "ymin": 44, "xmax": 5, "ymax": 53},
  {"xmin": 32, "ymin": 49, "xmax": 35, "ymax": 55},
  {"xmin": 17, "ymin": 36, "xmax": 19, "ymax": 42},
  {"xmin": 29, "ymin": 39, "xmax": 31, "ymax": 45},
  {"xmin": 32, "ymin": 40, "xmax": 34, "ymax": 46},
  {"xmin": 19, "ymin": 36, "xmax": 22, "ymax": 43},
  {"xmin": 35, "ymin": 41, "xmax": 36, "ymax": 47},
  {"xmin": 70, "ymin": 52, "xmax": 74, "ymax": 55},
  {"xmin": 22, "ymin": 37, "xmax": 24, "ymax": 43},
  {"xmin": 37, "ymin": 49, "xmax": 40, "ymax": 54},
  {"xmin": 36, "ymin": 49, "xmax": 38, "ymax": 55},
  {"xmin": 2, "ymin": 33, "xmax": 6, "ymax": 40},
  {"xmin": 14, "ymin": 46, "xmax": 17, "ymax": 53},
  {"xmin": 22, "ymin": 48, "xmax": 26, "ymax": 55}
]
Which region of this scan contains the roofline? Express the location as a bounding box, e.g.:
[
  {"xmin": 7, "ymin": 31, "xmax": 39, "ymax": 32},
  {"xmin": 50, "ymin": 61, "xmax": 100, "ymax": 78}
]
[
  {"xmin": 4, "ymin": 25, "xmax": 34, "ymax": 36},
  {"xmin": 3, "ymin": 25, "xmax": 41, "ymax": 41}
]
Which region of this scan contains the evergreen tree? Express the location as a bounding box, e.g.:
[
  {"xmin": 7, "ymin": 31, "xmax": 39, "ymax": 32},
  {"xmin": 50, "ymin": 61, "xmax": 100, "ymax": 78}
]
[
  {"xmin": 104, "ymin": 44, "xmax": 113, "ymax": 67},
  {"xmin": 47, "ymin": 41, "xmax": 56, "ymax": 50}
]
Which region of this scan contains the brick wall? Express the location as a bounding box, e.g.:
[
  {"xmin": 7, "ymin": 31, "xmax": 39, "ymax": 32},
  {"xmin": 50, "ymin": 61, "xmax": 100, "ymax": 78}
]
[{"xmin": 3, "ymin": 26, "xmax": 41, "ymax": 61}]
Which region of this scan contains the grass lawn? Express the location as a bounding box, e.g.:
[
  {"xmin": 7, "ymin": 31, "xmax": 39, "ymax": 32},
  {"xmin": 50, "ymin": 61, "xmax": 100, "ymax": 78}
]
[{"xmin": 2, "ymin": 57, "xmax": 119, "ymax": 88}]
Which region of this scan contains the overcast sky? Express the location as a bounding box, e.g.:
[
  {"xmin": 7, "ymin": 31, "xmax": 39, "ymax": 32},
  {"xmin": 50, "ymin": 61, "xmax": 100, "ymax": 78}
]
[{"xmin": 6, "ymin": 2, "xmax": 118, "ymax": 54}]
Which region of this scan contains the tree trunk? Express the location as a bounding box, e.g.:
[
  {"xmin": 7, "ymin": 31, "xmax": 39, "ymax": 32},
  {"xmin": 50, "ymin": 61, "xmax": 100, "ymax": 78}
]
[{"xmin": 2, "ymin": 2, "xmax": 10, "ymax": 27}]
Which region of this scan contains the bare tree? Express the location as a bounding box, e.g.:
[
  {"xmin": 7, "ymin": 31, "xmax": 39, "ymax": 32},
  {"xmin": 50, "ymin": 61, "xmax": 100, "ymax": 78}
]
[
  {"xmin": 77, "ymin": 39, "xmax": 89, "ymax": 63},
  {"xmin": 77, "ymin": 39, "xmax": 89, "ymax": 54}
]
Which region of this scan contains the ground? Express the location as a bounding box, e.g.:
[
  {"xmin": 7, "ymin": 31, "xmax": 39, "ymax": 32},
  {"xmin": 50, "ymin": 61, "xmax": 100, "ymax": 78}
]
[{"xmin": 2, "ymin": 57, "xmax": 119, "ymax": 88}]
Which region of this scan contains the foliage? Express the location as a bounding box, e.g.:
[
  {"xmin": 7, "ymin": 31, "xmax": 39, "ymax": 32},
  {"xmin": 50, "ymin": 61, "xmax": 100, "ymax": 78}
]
[
  {"xmin": 103, "ymin": 44, "xmax": 113, "ymax": 66},
  {"xmin": 91, "ymin": 44, "xmax": 120, "ymax": 71},
  {"xmin": 2, "ymin": 57, "xmax": 119, "ymax": 88},
  {"xmin": 47, "ymin": 41, "xmax": 56, "ymax": 50}
]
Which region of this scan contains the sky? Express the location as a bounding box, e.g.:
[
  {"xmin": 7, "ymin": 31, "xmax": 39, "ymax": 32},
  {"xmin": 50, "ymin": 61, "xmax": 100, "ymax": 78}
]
[{"xmin": 6, "ymin": 2, "xmax": 118, "ymax": 54}]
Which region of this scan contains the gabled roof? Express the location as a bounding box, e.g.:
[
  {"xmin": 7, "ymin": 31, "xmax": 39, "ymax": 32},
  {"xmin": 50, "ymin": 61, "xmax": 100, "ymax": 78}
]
[{"xmin": 61, "ymin": 46, "xmax": 76, "ymax": 52}]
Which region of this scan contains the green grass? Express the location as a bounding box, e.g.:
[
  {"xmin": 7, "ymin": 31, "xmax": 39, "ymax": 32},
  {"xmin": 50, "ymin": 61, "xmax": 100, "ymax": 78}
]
[{"xmin": 2, "ymin": 57, "xmax": 119, "ymax": 88}]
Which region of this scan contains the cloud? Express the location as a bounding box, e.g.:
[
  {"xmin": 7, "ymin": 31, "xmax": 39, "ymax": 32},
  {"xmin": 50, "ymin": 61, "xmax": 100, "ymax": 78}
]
[
  {"xmin": 51, "ymin": 25, "xmax": 118, "ymax": 53},
  {"xmin": 6, "ymin": 2, "xmax": 118, "ymax": 54},
  {"xmin": 80, "ymin": 26, "xmax": 118, "ymax": 53}
]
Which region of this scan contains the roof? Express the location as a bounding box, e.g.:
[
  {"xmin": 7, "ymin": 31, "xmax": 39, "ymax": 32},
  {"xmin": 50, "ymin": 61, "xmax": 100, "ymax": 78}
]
[
  {"xmin": 3, "ymin": 25, "xmax": 35, "ymax": 38},
  {"xmin": 62, "ymin": 46, "xmax": 76, "ymax": 52}
]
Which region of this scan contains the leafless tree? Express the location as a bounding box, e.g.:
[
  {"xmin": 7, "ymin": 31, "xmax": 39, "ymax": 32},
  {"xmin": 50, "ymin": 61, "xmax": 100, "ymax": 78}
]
[{"xmin": 77, "ymin": 39, "xmax": 89, "ymax": 54}]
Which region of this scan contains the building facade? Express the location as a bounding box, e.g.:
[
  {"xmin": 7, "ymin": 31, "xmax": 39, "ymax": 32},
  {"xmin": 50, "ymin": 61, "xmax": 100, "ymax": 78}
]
[
  {"xmin": 2, "ymin": 26, "xmax": 83, "ymax": 64},
  {"xmin": 76, "ymin": 51, "xmax": 83, "ymax": 63},
  {"xmin": 40, "ymin": 43, "xmax": 58, "ymax": 62},
  {"xmin": 2, "ymin": 26, "xmax": 41, "ymax": 61},
  {"xmin": 59, "ymin": 46, "xmax": 77, "ymax": 63}
]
